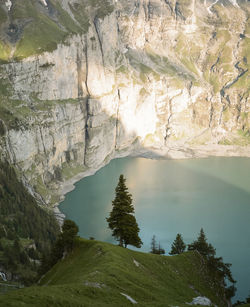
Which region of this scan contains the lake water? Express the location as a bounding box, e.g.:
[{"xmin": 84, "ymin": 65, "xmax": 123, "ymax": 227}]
[{"xmin": 59, "ymin": 157, "xmax": 250, "ymax": 302}]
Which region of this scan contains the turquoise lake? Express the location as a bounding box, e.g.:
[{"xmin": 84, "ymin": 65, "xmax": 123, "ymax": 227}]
[{"xmin": 59, "ymin": 157, "xmax": 250, "ymax": 302}]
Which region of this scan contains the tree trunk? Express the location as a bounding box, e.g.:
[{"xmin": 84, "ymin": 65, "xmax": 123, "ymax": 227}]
[{"xmin": 119, "ymin": 238, "xmax": 123, "ymax": 247}]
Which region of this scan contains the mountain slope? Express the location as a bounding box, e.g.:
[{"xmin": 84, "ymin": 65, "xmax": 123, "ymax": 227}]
[
  {"xmin": 0, "ymin": 0, "xmax": 249, "ymax": 206},
  {"xmin": 0, "ymin": 238, "xmax": 229, "ymax": 306},
  {"xmin": 0, "ymin": 161, "xmax": 59, "ymax": 283}
]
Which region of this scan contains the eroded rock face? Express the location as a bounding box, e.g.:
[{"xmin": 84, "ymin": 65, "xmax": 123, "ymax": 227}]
[{"xmin": 0, "ymin": 0, "xmax": 249, "ymax": 204}]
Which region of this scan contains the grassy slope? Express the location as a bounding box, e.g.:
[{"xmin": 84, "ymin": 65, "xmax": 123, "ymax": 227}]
[
  {"xmin": 11, "ymin": 0, "xmax": 82, "ymax": 60},
  {"xmin": 0, "ymin": 238, "xmax": 226, "ymax": 307},
  {"xmin": 0, "ymin": 0, "xmax": 114, "ymax": 61}
]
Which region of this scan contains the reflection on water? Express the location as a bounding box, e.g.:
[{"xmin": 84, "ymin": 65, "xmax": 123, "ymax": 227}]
[{"xmin": 59, "ymin": 157, "xmax": 250, "ymax": 302}]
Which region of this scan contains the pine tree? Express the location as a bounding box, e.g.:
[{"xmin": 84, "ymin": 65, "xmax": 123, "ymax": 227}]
[
  {"xmin": 106, "ymin": 174, "xmax": 142, "ymax": 248},
  {"xmin": 188, "ymin": 228, "xmax": 215, "ymax": 257},
  {"xmin": 169, "ymin": 233, "xmax": 186, "ymax": 255},
  {"xmin": 157, "ymin": 242, "xmax": 165, "ymax": 255},
  {"xmin": 150, "ymin": 235, "xmax": 165, "ymax": 254},
  {"xmin": 60, "ymin": 219, "xmax": 79, "ymax": 252},
  {"xmin": 246, "ymin": 294, "xmax": 250, "ymax": 303},
  {"xmin": 150, "ymin": 235, "xmax": 157, "ymax": 254},
  {"xmin": 39, "ymin": 219, "xmax": 79, "ymax": 275},
  {"xmin": 188, "ymin": 228, "xmax": 236, "ymax": 299},
  {"xmin": 13, "ymin": 238, "xmax": 21, "ymax": 260}
]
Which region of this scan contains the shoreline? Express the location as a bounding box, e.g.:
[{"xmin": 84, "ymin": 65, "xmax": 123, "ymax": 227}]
[{"xmin": 54, "ymin": 144, "xmax": 250, "ymax": 225}]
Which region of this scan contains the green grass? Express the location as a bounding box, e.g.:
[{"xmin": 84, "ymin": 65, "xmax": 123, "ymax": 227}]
[
  {"xmin": 222, "ymin": 107, "xmax": 231, "ymax": 122},
  {"xmin": 68, "ymin": 2, "xmax": 90, "ymax": 32},
  {"xmin": 147, "ymin": 51, "xmax": 181, "ymax": 77},
  {"xmin": 232, "ymin": 72, "xmax": 249, "ymax": 90},
  {"xmin": 11, "ymin": 0, "xmax": 81, "ymax": 37},
  {"xmin": 0, "ymin": 13, "xmax": 10, "ymax": 62},
  {"xmin": 0, "ymin": 239, "xmax": 227, "ymax": 306},
  {"xmin": 139, "ymin": 88, "xmax": 148, "ymax": 96},
  {"xmin": 51, "ymin": 0, "xmax": 82, "ymax": 34},
  {"xmin": 10, "ymin": 0, "xmax": 69, "ymax": 59},
  {"xmin": 0, "ymin": 282, "xmax": 22, "ymax": 295},
  {"xmin": 0, "ymin": 0, "xmax": 113, "ymax": 61},
  {"xmin": 60, "ymin": 162, "xmax": 85, "ymax": 181},
  {"xmin": 202, "ymin": 29, "xmax": 233, "ymax": 93},
  {"xmin": 219, "ymin": 129, "xmax": 250, "ymax": 146},
  {"xmin": 90, "ymin": 0, "xmax": 114, "ymax": 20},
  {"xmin": 0, "ymin": 76, "xmax": 12, "ymax": 97},
  {"xmin": 13, "ymin": 13, "xmax": 67, "ymax": 59},
  {"xmin": 181, "ymin": 58, "xmax": 199, "ymax": 76},
  {"xmin": 0, "ymin": 79, "xmax": 80, "ymax": 130},
  {"xmin": 0, "ymin": 100, "xmax": 31, "ymax": 131},
  {"xmin": 174, "ymin": 33, "xmax": 201, "ymax": 77},
  {"xmin": 126, "ymin": 48, "xmax": 193, "ymax": 87},
  {"xmin": 237, "ymin": 129, "xmax": 250, "ymax": 142},
  {"xmin": 232, "ymin": 30, "xmax": 250, "ymax": 89},
  {"xmin": 11, "ymin": 0, "xmax": 37, "ymax": 19},
  {"xmin": 0, "ymin": 0, "xmax": 114, "ymax": 60},
  {"xmin": 116, "ymin": 65, "xmax": 128, "ymax": 74},
  {"xmin": 0, "ymin": 77, "xmax": 26, "ymax": 130}
]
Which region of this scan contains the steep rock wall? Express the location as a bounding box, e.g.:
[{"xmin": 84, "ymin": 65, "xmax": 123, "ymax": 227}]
[{"xmin": 0, "ymin": 0, "xmax": 249, "ymax": 204}]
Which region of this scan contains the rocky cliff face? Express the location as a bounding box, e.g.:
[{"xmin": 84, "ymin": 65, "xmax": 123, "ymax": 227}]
[{"xmin": 0, "ymin": 0, "xmax": 249, "ymax": 205}]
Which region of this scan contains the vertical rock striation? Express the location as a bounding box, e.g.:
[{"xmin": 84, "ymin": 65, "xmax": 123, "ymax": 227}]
[{"xmin": 0, "ymin": 0, "xmax": 249, "ymax": 204}]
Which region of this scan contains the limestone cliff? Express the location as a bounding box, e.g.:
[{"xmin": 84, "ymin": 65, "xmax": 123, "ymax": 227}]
[{"xmin": 0, "ymin": 0, "xmax": 249, "ymax": 205}]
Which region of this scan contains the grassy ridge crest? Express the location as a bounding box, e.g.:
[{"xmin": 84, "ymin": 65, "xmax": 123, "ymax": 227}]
[{"xmin": 1, "ymin": 238, "xmax": 228, "ymax": 306}]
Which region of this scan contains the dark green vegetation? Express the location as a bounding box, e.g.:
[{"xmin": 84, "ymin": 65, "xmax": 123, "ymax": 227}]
[
  {"xmin": 0, "ymin": 238, "xmax": 230, "ymax": 306},
  {"xmin": 188, "ymin": 228, "xmax": 236, "ymax": 300},
  {"xmin": 0, "ymin": 161, "xmax": 59, "ymax": 284},
  {"xmin": 169, "ymin": 233, "xmax": 186, "ymax": 255},
  {"xmin": 59, "ymin": 157, "xmax": 250, "ymax": 302},
  {"xmin": 149, "ymin": 228, "xmax": 236, "ymax": 300},
  {"xmin": 106, "ymin": 174, "xmax": 142, "ymax": 248},
  {"xmin": 150, "ymin": 235, "xmax": 165, "ymax": 255},
  {"xmin": 0, "ymin": 0, "xmax": 114, "ymax": 61},
  {"xmin": 0, "ymin": 164, "xmax": 243, "ymax": 306},
  {"xmin": 234, "ymin": 295, "xmax": 250, "ymax": 307},
  {"xmin": 40, "ymin": 219, "xmax": 79, "ymax": 275}
]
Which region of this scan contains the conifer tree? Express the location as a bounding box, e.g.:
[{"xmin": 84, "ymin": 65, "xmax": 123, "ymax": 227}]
[
  {"xmin": 106, "ymin": 174, "xmax": 142, "ymax": 248},
  {"xmin": 157, "ymin": 242, "xmax": 165, "ymax": 255},
  {"xmin": 169, "ymin": 233, "xmax": 186, "ymax": 255},
  {"xmin": 41, "ymin": 219, "xmax": 79, "ymax": 271},
  {"xmin": 246, "ymin": 294, "xmax": 250, "ymax": 303},
  {"xmin": 188, "ymin": 228, "xmax": 236, "ymax": 299},
  {"xmin": 150, "ymin": 235, "xmax": 165, "ymax": 254},
  {"xmin": 61, "ymin": 219, "xmax": 79, "ymax": 252},
  {"xmin": 188, "ymin": 228, "xmax": 215, "ymax": 257},
  {"xmin": 150, "ymin": 235, "xmax": 157, "ymax": 254}
]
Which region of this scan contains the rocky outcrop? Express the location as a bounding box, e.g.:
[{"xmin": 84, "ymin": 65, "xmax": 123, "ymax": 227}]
[{"xmin": 0, "ymin": 0, "xmax": 249, "ymax": 205}]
